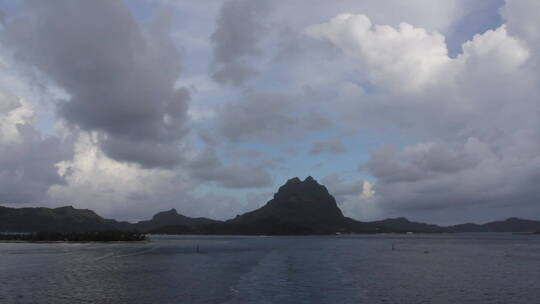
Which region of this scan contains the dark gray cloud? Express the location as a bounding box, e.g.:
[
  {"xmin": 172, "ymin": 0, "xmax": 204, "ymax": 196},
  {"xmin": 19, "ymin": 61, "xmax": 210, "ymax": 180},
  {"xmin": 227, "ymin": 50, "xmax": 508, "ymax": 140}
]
[
  {"xmin": 210, "ymin": 0, "xmax": 270, "ymax": 86},
  {"xmin": 217, "ymin": 91, "xmax": 332, "ymax": 141},
  {"xmin": 309, "ymin": 138, "xmax": 346, "ymax": 155},
  {"xmin": 188, "ymin": 147, "xmax": 273, "ymax": 189},
  {"xmin": 4, "ymin": 0, "xmax": 189, "ymax": 168},
  {"xmin": 218, "ymin": 92, "xmax": 295, "ymax": 141},
  {"xmin": 0, "ymin": 119, "xmax": 72, "ymax": 204},
  {"xmin": 364, "ymin": 131, "xmax": 540, "ymax": 223},
  {"xmin": 0, "ymin": 10, "xmax": 5, "ymax": 26},
  {"xmin": 366, "ymin": 142, "xmax": 481, "ymax": 183}
]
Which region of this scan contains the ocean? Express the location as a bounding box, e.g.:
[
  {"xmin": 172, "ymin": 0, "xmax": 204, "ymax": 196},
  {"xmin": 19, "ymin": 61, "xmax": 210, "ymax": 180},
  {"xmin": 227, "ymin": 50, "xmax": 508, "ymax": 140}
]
[{"xmin": 1, "ymin": 233, "xmax": 539, "ymax": 303}]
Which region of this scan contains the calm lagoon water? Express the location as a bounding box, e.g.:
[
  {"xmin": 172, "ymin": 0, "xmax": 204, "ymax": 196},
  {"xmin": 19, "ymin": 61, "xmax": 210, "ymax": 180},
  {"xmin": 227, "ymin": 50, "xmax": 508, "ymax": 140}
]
[{"xmin": 1, "ymin": 233, "xmax": 539, "ymax": 304}]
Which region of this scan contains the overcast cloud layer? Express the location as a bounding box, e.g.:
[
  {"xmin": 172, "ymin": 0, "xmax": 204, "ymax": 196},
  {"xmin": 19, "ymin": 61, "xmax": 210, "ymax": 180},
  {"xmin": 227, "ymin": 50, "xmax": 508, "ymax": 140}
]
[{"xmin": 0, "ymin": 0, "xmax": 538, "ymax": 224}]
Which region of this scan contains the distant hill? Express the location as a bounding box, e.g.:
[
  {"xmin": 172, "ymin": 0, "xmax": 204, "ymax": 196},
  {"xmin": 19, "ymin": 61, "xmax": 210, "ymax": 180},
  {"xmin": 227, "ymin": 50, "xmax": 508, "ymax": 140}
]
[
  {"xmin": 369, "ymin": 217, "xmax": 447, "ymax": 233},
  {"xmin": 2, "ymin": 177, "xmax": 540, "ymax": 235},
  {"xmin": 449, "ymin": 218, "xmax": 540, "ymax": 233},
  {"xmin": 0, "ymin": 206, "xmax": 131, "ymax": 232},
  {"xmin": 136, "ymin": 208, "xmax": 221, "ymax": 231},
  {"xmin": 0, "ymin": 205, "xmax": 220, "ymax": 233}
]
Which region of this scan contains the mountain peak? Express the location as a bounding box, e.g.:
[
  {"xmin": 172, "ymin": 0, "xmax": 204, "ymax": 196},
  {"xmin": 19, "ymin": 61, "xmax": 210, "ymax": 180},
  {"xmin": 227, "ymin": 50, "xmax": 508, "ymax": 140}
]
[
  {"xmin": 231, "ymin": 176, "xmax": 345, "ymax": 232},
  {"xmin": 285, "ymin": 176, "xmax": 318, "ymax": 185},
  {"xmin": 276, "ymin": 176, "xmax": 329, "ymax": 199},
  {"xmin": 53, "ymin": 206, "xmax": 102, "ymax": 220},
  {"xmin": 389, "ymin": 217, "xmax": 410, "ymax": 222},
  {"xmin": 305, "ymin": 176, "xmax": 316, "ymax": 182},
  {"xmin": 152, "ymin": 208, "xmax": 182, "ymax": 221},
  {"xmin": 55, "ymin": 205, "xmax": 76, "ymax": 210},
  {"xmin": 285, "ymin": 177, "xmax": 302, "ymax": 184}
]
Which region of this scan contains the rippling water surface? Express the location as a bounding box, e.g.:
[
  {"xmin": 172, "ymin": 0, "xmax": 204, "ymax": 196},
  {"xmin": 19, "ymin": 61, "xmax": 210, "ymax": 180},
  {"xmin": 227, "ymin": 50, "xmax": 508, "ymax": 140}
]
[{"xmin": 1, "ymin": 234, "xmax": 539, "ymax": 303}]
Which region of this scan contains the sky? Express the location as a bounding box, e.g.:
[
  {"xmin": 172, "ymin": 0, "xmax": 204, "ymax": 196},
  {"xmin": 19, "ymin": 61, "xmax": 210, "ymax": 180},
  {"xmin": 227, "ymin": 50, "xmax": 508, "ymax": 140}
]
[{"xmin": 0, "ymin": 0, "xmax": 539, "ymax": 225}]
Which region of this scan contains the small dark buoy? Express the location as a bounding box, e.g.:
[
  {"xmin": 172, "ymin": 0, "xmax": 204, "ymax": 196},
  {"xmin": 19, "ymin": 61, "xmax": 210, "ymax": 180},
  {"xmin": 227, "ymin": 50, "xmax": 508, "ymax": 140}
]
[
  {"xmin": 423, "ymin": 250, "xmax": 429, "ymax": 254},
  {"xmin": 392, "ymin": 243, "xmax": 395, "ymax": 251},
  {"xmin": 196, "ymin": 245, "xmax": 200, "ymax": 253}
]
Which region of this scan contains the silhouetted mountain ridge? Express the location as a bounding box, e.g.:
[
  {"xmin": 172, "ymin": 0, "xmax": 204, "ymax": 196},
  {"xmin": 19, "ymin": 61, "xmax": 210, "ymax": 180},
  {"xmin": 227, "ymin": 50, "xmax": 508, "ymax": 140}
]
[
  {"xmin": 368, "ymin": 217, "xmax": 448, "ymax": 233},
  {"xmin": 0, "ymin": 205, "xmax": 132, "ymax": 232},
  {"xmin": 449, "ymin": 217, "xmax": 540, "ymax": 233},
  {"xmin": 2, "ymin": 177, "xmax": 540, "ymax": 234},
  {"xmin": 136, "ymin": 208, "xmax": 221, "ymax": 231}
]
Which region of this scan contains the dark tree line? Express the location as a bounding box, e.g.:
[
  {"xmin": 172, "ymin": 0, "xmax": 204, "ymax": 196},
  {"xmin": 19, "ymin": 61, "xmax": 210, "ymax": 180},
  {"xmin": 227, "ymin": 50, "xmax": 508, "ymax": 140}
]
[{"xmin": 0, "ymin": 231, "xmax": 146, "ymax": 242}]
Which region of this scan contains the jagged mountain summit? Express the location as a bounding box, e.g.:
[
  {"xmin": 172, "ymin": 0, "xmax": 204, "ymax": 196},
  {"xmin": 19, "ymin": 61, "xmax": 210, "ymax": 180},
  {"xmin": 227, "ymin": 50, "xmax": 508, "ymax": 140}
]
[{"xmin": 229, "ymin": 176, "xmax": 350, "ymax": 233}]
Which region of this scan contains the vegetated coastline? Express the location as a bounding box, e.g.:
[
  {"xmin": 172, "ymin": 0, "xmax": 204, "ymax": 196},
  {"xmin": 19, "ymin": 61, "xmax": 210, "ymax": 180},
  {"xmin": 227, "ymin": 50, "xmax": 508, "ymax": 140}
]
[{"xmin": 0, "ymin": 231, "xmax": 147, "ymax": 243}]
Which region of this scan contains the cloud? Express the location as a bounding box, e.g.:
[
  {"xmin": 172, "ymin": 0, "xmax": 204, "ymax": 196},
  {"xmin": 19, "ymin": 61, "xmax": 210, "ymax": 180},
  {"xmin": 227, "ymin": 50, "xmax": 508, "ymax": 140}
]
[
  {"xmin": 366, "ymin": 140, "xmax": 484, "ymax": 183},
  {"xmin": 309, "ymin": 138, "xmax": 346, "ymax": 155},
  {"xmin": 217, "ymin": 92, "xmax": 295, "ymax": 141},
  {"xmin": 216, "ymin": 91, "xmax": 332, "ymax": 142},
  {"xmin": 321, "ymin": 174, "xmax": 364, "ymax": 198},
  {"xmin": 4, "ymin": 0, "xmax": 189, "ymax": 168},
  {"xmin": 365, "ymin": 130, "xmax": 540, "ymax": 223},
  {"xmin": 187, "ymin": 147, "xmax": 273, "ymax": 189},
  {"xmin": 272, "ymin": 0, "xmax": 470, "ymax": 35},
  {"xmin": 47, "ymin": 132, "xmax": 269, "ymax": 221},
  {"xmin": 321, "ymin": 173, "xmax": 377, "ymax": 220},
  {"xmin": 0, "ymin": 93, "xmax": 32, "ymax": 142},
  {"xmin": 502, "ymin": 0, "xmax": 540, "ymax": 52},
  {"xmin": 501, "ymin": 1, "xmax": 540, "ymax": 84},
  {"xmin": 305, "ymin": 14, "xmax": 451, "ymax": 92},
  {"xmin": 210, "ymin": 0, "xmax": 270, "ymax": 86},
  {"xmin": 0, "ymin": 95, "xmax": 72, "ymax": 204},
  {"xmin": 305, "ymin": 13, "xmax": 529, "ymax": 104},
  {"xmin": 48, "ymin": 132, "xmax": 183, "ymax": 219},
  {"xmin": 1, "ymin": 1, "xmax": 539, "ymax": 225},
  {"xmin": 305, "ymin": 13, "xmax": 533, "ymax": 142},
  {"xmin": 303, "ymin": 9, "xmax": 540, "ymax": 223}
]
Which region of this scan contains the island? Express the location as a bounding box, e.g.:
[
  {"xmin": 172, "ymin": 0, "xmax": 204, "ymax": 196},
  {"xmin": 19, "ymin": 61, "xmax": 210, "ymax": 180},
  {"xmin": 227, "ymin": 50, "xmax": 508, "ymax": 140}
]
[{"xmin": 2, "ymin": 177, "xmax": 540, "ymax": 236}]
